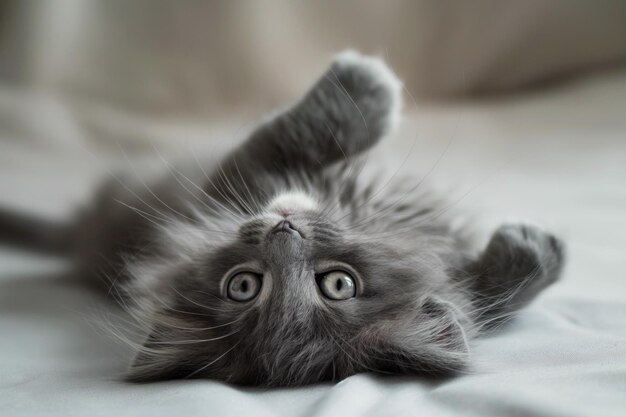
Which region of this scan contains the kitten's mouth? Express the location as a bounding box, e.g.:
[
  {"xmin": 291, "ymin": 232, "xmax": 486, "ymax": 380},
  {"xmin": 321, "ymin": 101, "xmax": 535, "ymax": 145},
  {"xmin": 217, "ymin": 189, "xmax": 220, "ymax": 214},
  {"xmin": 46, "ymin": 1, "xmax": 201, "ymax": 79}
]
[{"xmin": 270, "ymin": 220, "xmax": 302, "ymax": 238}]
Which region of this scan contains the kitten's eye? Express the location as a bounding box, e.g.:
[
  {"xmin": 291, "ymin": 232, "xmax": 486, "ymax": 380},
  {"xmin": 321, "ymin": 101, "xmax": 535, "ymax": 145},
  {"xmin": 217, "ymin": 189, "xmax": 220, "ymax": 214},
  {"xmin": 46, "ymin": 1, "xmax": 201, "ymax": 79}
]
[
  {"xmin": 319, "ymin": 271, "xmax": 356, "ymax": 300},
  {"xmin": 227, "ymin": 272, "xmax": 262, "ymax": 301}
]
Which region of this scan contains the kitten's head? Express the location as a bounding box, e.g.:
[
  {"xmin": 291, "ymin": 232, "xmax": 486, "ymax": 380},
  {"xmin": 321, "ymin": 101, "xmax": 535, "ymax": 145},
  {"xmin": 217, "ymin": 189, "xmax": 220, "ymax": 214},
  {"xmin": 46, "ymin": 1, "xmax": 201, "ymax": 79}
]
[
  {"xmin": 126, "ymin": 188, "xmax": 474, "ymax": 385},
  {"xmin": 124, "ymin": 51, "xmax": 474, "ymax": 385}
]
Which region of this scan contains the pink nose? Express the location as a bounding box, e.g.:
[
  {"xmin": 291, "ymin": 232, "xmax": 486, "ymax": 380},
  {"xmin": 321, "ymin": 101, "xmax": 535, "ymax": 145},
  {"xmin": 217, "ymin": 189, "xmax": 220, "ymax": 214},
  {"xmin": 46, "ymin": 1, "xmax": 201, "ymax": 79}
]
[{"xmin": 278, "ymin": 209, "xmax": 295, "ymax": 217}]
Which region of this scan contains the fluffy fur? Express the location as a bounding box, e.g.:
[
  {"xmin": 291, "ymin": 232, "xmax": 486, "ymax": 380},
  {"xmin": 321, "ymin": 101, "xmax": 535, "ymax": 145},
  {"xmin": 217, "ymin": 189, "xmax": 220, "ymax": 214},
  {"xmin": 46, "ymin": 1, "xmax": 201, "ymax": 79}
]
[{"xmin": 0, "ymin": 51, "xmax": 564, "ymax": 386}]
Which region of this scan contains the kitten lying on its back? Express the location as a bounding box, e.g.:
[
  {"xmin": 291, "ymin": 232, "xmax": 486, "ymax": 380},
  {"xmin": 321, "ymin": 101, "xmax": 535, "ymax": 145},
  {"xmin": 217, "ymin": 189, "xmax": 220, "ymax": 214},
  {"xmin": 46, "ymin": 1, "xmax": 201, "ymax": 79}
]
[{"xmin": 0, "ymin": 51, "xmax": 564, "ymax": 386}]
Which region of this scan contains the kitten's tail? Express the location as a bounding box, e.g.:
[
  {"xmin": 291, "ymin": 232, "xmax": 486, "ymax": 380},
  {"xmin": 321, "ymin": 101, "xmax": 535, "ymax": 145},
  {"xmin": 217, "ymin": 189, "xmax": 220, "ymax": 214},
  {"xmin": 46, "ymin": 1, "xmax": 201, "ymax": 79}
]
[{"xmin": 0, "ymin": 206, "xmax": 75, "ymax": 256}]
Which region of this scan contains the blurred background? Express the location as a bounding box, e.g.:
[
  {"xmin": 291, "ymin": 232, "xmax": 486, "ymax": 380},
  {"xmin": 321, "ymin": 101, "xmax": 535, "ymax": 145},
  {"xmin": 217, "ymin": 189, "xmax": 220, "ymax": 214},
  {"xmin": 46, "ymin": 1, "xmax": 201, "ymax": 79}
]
[{"xmin": 2, "ymin": 0, "xmax": 626, "ymax": 119}]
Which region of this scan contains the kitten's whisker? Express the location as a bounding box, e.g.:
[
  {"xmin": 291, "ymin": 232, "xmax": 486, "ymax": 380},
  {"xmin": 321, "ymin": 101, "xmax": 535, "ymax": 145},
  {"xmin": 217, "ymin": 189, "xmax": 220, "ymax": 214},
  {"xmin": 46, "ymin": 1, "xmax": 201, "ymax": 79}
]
[
  {"xmin": 117, "ymin": 142, "xmax": 204, "ymax": 226},
  {"xmin": 185, "ymin": 339, "xmax": 243, "ymax": 379},
  {"xmin": 189, "ymin": 150, "xmax": 249, "ymax": 220},
  {"xmin": 72, "ymin": 138, "xmax": 188, "ymax": 228},
  {"xmin": 170, "ymin": 286, "xmax": 235, "ymax": 313},
  {"xmin": 164, "ymin": 221, "xmax": 239, "ymax": 237},
  {"xmin": 150, "ymin": 328, "xmax": 240, "ymax": 345},
  {"xmin": 213, "ymin": 157, "xmax": 258, "ymax": 215},
  {"xmin": 151, "ymin": 148, "xmax": 240, "ymax": 222},
  {"xmin": 196, "ymin": 153, "xmax": 248, "ymax": 218},
  {"xmin": 101, "ymin": 316, "xmax": 162, "ymax": 355},
  {"xmin": 232, "ymin": 156, "xmax": 263, "ymax": 213},
  {"xmin": 154, "ymin": 316, "xmax": 244, "ymax": 332},
  {"xmin": 113, "ymin": 199, "xmax": 177, "ymax": 229}
]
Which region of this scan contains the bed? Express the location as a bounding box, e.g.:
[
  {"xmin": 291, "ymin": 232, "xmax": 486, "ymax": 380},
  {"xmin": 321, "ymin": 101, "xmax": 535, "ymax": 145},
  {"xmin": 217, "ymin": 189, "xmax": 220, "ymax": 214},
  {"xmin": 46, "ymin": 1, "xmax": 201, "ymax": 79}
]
[{"xmin": 1, "ymin": 66, "xmax": 625, "ymax": 416}]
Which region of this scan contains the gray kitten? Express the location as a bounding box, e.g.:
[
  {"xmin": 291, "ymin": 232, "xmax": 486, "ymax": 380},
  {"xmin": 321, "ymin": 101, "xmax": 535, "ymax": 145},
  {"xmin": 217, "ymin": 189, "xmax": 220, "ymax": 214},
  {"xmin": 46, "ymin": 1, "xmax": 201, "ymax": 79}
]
[{"xmin": 0, "ymin": 51, "xmax": 564, "ymax": 386}]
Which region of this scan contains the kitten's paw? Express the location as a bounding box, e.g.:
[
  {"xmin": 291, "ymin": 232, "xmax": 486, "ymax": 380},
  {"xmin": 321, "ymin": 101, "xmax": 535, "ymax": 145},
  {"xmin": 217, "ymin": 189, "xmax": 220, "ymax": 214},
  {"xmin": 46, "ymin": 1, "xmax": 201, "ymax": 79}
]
[
  {"xmin": 252, "ymin": 50, "xmax": 404, "ymax": 168},
  {"xmin": 469, "ymin": 223, "xmax": 565, "ymax": 323},
  {"xmin": 329, "ymin": 50, "xmax": 403, "ymax": 137},
  {"xmin": 488, "ymin": 223, "xmax": 565, "ymax": 288}
]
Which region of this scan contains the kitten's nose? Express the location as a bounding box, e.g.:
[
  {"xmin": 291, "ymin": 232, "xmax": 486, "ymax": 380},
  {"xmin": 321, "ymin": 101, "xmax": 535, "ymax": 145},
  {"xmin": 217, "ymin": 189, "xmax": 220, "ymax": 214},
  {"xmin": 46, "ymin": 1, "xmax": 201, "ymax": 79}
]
[{"xmin": 271, "ymin": 220, "xmax": 301, "ymax": 237}]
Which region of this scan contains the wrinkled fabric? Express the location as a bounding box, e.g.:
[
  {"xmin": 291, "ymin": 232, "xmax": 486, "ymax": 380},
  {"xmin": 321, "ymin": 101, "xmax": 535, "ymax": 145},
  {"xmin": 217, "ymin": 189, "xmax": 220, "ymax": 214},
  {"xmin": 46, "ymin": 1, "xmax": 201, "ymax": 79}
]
[{"xmin": 1, "ymin": 72, "xmax": 625, "ymax": 417}]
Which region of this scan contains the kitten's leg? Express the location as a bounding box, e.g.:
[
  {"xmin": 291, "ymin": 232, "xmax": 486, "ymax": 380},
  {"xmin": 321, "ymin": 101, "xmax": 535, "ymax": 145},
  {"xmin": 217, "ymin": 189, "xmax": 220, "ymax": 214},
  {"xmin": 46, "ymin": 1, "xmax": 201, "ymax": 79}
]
[
  {"xmin": 240, "ymin": 50, "xmax": 402, "ymax": 171},
  {"xmin": 208, "ymin": 51, "xmax": 402, "ymax": 210},
  {"xmin": 467, "ymin": 224, "xmax": 565, "ymax": 326}
]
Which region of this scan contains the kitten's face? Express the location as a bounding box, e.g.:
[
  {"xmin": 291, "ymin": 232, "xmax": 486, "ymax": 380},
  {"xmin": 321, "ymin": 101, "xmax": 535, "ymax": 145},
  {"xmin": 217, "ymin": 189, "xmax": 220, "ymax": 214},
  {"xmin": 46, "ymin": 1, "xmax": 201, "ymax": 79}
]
[{"xmin": 127, "ymin": 191, "xmax": 473, "ymax": 385}]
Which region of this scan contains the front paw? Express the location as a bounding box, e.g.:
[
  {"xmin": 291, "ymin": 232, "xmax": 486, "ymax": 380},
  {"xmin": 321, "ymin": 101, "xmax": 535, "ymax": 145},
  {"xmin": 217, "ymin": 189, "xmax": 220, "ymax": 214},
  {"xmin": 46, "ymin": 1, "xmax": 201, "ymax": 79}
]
[
  {"xmin": 329, "ymin": 50, "xmax": 403, "ymax": 138},
  {"xmin": 246, "ymin": 51, "xmax": 403, "ymax": 169}
]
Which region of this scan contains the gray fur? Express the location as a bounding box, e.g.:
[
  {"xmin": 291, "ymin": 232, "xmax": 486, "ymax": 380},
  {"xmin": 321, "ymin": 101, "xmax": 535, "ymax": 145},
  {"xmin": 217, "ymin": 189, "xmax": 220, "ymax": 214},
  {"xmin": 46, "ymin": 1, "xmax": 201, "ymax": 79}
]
[{"xmin": 0, "ymin": 51, "xmax": 565, "ymax": 386}]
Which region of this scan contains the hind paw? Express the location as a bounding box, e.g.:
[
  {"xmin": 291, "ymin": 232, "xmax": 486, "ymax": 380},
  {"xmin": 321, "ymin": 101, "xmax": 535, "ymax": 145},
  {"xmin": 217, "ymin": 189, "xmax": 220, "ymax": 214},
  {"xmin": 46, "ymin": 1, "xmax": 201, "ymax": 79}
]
[{"xmin": 489, "ymin": 224, "xmax": 565, "ymax": 286}]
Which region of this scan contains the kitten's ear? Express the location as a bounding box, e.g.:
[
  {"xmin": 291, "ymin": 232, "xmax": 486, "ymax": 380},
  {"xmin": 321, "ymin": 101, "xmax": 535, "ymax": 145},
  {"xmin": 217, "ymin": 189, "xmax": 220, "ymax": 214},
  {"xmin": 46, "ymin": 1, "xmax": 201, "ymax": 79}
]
[
  {"xmin": 242, "ymin": 50, "xmax": 403, "ymax": 169},
  {"xmin": 467, "ymin": 224, "xmax": 565, "ymax": 327},
  {"xmin": 411, "ymin": 297, "xmax": 472, "ymax": 373},
  {"xmin": 372, "ymin": 297, "xmax": 471, "ymax": 376}
]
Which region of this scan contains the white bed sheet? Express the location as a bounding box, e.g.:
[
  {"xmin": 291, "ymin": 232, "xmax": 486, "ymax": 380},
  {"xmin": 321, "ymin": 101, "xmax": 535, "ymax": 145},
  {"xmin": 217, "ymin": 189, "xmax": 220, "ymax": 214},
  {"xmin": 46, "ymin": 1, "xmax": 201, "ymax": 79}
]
[{"xmin": 1, "ymin": 72, "xmax": 625, "ymax": 417}]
